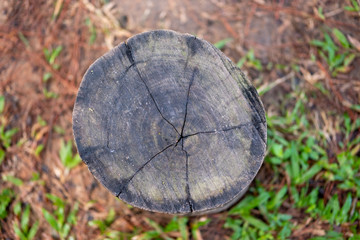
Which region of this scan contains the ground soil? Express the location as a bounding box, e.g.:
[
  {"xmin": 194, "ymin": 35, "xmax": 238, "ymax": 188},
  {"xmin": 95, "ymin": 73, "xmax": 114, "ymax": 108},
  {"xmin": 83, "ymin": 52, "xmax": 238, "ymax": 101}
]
[{"xmin": 0, "ymin": 0, "xmax": 359, "ymax": 239}]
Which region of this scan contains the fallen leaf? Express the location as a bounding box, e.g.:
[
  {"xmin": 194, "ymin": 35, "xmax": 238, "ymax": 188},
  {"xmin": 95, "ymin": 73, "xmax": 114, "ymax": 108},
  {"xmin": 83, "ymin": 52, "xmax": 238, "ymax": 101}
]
[
  {"xmin": 348, "ymin": 35, "xmax": 360, "ymax": 51},
  {"xmin": 53, "ymin": 0, "xmax": 63, "ymax": 19}
]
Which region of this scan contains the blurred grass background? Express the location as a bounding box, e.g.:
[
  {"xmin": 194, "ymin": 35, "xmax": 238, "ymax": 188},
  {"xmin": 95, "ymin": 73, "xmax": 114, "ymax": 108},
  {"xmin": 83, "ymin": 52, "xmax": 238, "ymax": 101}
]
[{"xmin": 0, "ymin": 0, "xmax": 360, "ymax": 239}]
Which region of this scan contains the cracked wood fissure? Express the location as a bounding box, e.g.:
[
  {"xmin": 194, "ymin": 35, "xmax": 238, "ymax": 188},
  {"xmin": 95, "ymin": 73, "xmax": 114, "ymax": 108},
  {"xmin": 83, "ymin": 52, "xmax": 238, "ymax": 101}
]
[
  {"xmin": 104, "ymin": 59, "xmax": 155, "ymax": 151},
  {"xmin": 183, "ymin": 122, "xmax": 257, "ymax": 138},
  {"xmin": 181, "ymin": 139, "xmax": 194, "ymax": 212},
  {"xmin": 180, "ymin": 68, "xmax": 197, "ymax": 138},
  {"xmin": 122, "ymin": 38, "xmax": 196, "ymax": 212},
  {"xmin": 116, "ymin": 143, "xmax": 175, "ymax": 197},
  {"xmin": 124, "ymin": 42, "xmax": 180, "ymax": 136},
  {"xmin": 179, "ymin": 65, "xmax": 197, "ymax": 212}
]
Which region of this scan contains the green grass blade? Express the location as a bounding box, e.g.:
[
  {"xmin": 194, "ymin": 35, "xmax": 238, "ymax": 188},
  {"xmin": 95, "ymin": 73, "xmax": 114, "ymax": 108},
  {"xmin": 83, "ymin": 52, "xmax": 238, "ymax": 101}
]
[
  {"xmin": 105, "ymin": 208, "xmax": 116, "ymax": 225},
  {"xmin": 214, "ymin": 38, "xmax": 232, "ymax": 50},
  {"xmin": 268, "ymin": 186, "xmax": 287, "ymax": 210},
  {"xmin": 28, "ymin": 221, "xmax": 39, "ymax": 240},
  {"xmin": 67, "ymin": 202, "xmax": 79, "ymax": 225},
  {"xmin": 242, "ymin": 215, "xmax": 269, "ymax": 231},
  {"xmin": 290, "ymin": 143, "xmax": 300, "ymax": 183},
  {"xmin": 62, "ymin": 223, "xmax": 71, "ymax": 239},
  {"xmin": 21, "ymin": 204, "xmax": 30, "ymax": 232},
  {"xmin": 13, "ymin": 223, "xmax": 27, "ymax": 240},
  {"xmin": 0, "ymin": 95, "xmax": 4, "ymax": 113},
  {"xmin": 45, "ymin": 193, "xmax": 65, "ymax": 207},
  {"xmin": 2, "ymin": 175, "xmax": 23, "ymax": 186},
  {"xmin": 18, "ymin": 32, "xmax": 30, "ymax": 48},
  {"xmin": 42, "ymin": 208, "xmax": 60, "ymax": 232},
  {"xmin": 299, "ymin": 164, "xmax": 322, "ymax": 184},
  {"xmin": 13, "ymin": 201, "xmax": 21, "ymax": 216},
  {"xmin": 164, "ymin": 217, "xmax": 179, "ymax": 233},
  {"xmin": 0, "ymin": 149, "xmax": 5, "ymax": 165},
  {"xmin": 49, "ymin": 46, "xmax": 63, "ymax": 65},
  {"xmin": 332, "ymin": 28, "xmax": 350, "ymax": 49},
  {"xmin": 178, "ymin": 217, "xmax": 188, "ymax": 240},
  {"xmin": 340, "ymin": 193, "xmax": 352, "ymax": 223}
]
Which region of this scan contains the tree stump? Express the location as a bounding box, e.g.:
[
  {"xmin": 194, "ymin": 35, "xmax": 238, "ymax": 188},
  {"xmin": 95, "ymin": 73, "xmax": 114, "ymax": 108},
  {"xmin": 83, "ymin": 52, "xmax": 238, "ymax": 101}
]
[{"xmin": 72, "ymin": 30, "xmax": 267, "ymax": 215}]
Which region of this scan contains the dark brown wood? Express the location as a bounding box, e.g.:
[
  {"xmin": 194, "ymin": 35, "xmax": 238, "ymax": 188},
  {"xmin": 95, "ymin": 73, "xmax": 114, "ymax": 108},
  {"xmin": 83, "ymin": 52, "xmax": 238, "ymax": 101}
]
[{"xmin": 72, "ymin": 30, "xmax": 267, "ymax": 215}]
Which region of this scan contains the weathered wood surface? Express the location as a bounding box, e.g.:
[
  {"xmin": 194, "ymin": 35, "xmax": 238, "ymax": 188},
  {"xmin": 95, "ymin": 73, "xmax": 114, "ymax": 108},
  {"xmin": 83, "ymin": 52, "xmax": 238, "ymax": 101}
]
[{"xmin": 72, "ymin": 30, "xmax": 267, "ymax": 215}]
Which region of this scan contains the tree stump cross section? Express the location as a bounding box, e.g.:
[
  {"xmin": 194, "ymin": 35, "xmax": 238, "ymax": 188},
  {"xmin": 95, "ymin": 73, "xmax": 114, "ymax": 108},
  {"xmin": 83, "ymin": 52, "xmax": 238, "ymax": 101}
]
[{"xmin": 73, "ymin": 30, "xmax": 267, "ymax": 215}]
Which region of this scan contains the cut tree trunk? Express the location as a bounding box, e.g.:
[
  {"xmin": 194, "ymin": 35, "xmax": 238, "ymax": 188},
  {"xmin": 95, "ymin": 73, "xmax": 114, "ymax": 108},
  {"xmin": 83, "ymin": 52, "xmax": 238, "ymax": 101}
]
[{"xmin": 72, "ymin": 30, "xmax": 267, "ymax": 215}]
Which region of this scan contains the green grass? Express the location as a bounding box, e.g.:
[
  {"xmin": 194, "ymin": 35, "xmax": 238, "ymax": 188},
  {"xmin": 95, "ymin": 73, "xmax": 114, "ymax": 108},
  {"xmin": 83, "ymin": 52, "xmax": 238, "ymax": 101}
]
[
  {"xmin": 89, "ymin": 208, "xmax": 116, "ymax": 234},
  {"xmin": 2, "ymin": 175, "xmax": 23, "ymax": 186},
  {"xmin": 344, "ymin": 0, "xmax": 360, "ymax": 12},
  {"xmin": 266, "ymin": 93, "xmax": 327, "ymax": 184},
  {"xmin": 0, "ymin": 95, "xmax": 4, "ymax": 113},
  {"xmin": 0, "ymin": 125, "xmax": 18, "ymax": 150},
  {"xmin": 88, "ymin": 211, "xmax": 210, "ymax": 240},
  {"xmin": 43, "ymin": 46, "xmax": 62, "ymax": 68},
  {"xmin": 133, "ymin": 217, "xmax": 210, "ymax": 240},
  {"xmin": 0, "ymin": 188, "xmax": 14, "ymax": 219},
  {"xmin": 0, "ymin": 101, "xmax": 357, "ymax": 238},
  {"xmin": 311, "ymin": 28, "xmax": 357, "ymax": 76},
  {"xmin": 322, "ymin": 118, "xmax": 360, "ymax": 198},
  {"xmin": 42, "ymin": 194, "xmax": 79, "ymax": 240},
  {"xmin": 237, "ymin": 49, "xmax": 263, "ymax": 71},
  {"xmin": 0, "ymin": 95, "xmax": 19, "ymax": 164},
  {"xmin": 13, "ymin": 204, "xmax": 39, "ymax": 240},
  {"xmin": 2, "ymin": 17, "xmax": 360, "ymax": 239},
  {"xmin": 59, "ymin": 140, "xmax": 82, "ymax": 170},
  {"xmin": 85, "ymin": 18, "xmax": 97, "ymax": 45},
  {"xmin": 42, "ymin": 46, "xmax": 62, "ymax": 98},
  {"xmin": 225, "ymin": 182, "xmax": 292, "ymax": 240},
  {"xmin": 2, "ymin": 86, "xmax": 358, "ymax": 239},
  {"xmin": 223, "ymin": 89, "xmax": 360, "ymax": 239},
  {"xmin": 214, "ymin": 38, "xmax": 233, "ymax": 50}
]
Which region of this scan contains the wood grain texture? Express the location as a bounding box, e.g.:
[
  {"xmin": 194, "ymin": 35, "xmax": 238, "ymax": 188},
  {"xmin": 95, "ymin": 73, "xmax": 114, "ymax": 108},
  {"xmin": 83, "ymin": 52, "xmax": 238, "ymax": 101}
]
[{"xmin": 72, "ymin": 30, "xmax": 267, "ymax": 215}]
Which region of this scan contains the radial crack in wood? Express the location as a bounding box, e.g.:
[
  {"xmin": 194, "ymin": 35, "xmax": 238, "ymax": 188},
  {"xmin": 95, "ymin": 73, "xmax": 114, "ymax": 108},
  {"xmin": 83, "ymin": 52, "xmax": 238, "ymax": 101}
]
[
  {"xmin": 119, "ymin": 141, "xmax": 192, "ymax": 213},
  {"xmin": 179, "ymin": 68, "xmax": 197, "ymax": 138},
  {"xmin": 183, "ymin": 125, "xmax": 266, "ymax": 213},
  {"xmin": 73, "ymin": 30, "xmax": 267, "ymax": 215},
  {"xmin": 116, "ymin": 143, "xmax": 175, "ymax": 197},
  {"xmin": 183, "ymin": 122, "xmax": 255, "ymax": 138},
  {"xmin": 124, "ymin": 42, "xmax": 180, "ymax": 136},
  {"xmin": 181, "ymin": 139, "xmax": 194, "ymax": 213}
]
